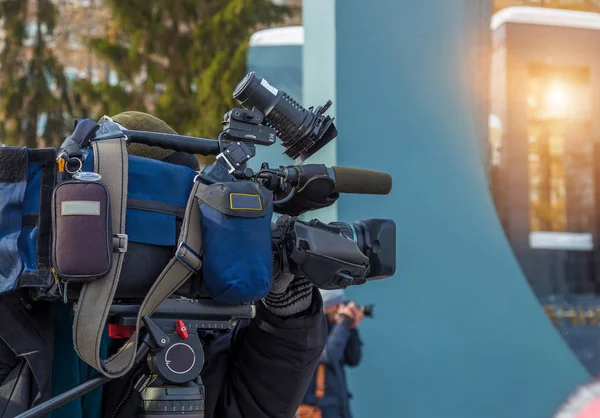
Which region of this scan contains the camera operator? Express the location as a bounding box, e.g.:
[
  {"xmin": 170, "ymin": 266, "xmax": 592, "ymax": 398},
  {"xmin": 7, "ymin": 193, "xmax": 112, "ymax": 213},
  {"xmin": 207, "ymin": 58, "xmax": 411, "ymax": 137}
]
[
  {"xmin": 88, "ymin": 112, "xmax": 326, "ymax": 418},
  {"xmin": 0, "ymin": 112, "xmax": 326, "ymax": 418},
  {"xmin": 298, "ymin": 289, "xmax": 364, "ymax": 418},
  {"xmin": 0, "ymin": 69, "xmax": 396, "ymax": 418}
]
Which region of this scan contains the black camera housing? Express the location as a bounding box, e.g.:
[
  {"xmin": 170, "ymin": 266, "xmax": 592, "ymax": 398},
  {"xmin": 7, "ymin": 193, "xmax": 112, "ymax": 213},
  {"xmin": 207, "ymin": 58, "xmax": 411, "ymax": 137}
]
[
  {"xmin": 276, "ymin": 218, "xmax": 396, "ymax": 290},
  {"xmin": 221, "ymin": 108, "xmax": 277, "ymax": 146},
  {"xmin": 328, "ymin": 219, "xmax": 396, "ymax": 280},
  {"xmin": 232, "ymin": 72, "xmax": 337, "ymax": 162}
]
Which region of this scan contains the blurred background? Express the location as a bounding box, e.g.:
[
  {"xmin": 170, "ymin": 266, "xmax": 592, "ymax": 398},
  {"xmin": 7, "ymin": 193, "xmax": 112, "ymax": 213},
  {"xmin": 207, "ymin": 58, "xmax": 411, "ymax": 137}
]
[
  {"xmin": 0, "ymin": 0, "xmax": 302, "ymax": 164},
  {"xmin": 8, "ymin": 0, "xmax": 600, "ymax": 416}
]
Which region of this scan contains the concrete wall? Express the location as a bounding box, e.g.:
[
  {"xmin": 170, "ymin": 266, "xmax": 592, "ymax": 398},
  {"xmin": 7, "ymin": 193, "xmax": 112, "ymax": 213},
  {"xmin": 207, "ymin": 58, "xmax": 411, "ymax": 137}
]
[{"xmin": 303, "ymin": 1, "xmax": 591, "ymax": 417}]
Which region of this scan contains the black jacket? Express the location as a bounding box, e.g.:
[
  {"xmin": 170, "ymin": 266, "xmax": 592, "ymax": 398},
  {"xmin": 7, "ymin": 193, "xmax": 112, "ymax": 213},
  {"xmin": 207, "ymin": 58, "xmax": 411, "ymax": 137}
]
[
  {"xmin": 103, "ymin": 289, "xmax": 327, "ymax": 418},
  {"xmin": 0, "ymin": 293, "xmax": 55, "ymax": 418}
]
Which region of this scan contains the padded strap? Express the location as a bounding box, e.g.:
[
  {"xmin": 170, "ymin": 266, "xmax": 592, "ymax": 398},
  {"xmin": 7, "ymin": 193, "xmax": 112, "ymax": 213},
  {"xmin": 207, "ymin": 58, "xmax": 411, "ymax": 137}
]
[
  {"xmin": 73, "ymin": 139, "xmax": 129, "ymax": 377},
  {"xmin": 73, "ymin": 137, "xmax": 203, "ymax": 377}
]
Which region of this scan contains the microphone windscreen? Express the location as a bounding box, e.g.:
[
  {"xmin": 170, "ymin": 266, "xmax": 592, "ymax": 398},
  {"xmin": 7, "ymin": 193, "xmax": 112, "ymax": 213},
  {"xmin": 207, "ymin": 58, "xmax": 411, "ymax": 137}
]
[{"xmin": 332, "ymin": 166, "xmax": 392, "ymax": 195}]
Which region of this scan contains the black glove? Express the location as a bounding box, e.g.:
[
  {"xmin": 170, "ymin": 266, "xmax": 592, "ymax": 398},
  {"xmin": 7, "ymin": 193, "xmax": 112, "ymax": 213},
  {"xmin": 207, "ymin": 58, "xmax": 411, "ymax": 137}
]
[
  {"xmin": 274, "ymin": 164, "xmax": 339, "ymax": 216},
  {"xmin": 262, "ymin": 216, "xmax": 313, "ymax": 317},
  {"xmin": 263, "ymin": 274, "xmax": 313, "ymax": 318}
]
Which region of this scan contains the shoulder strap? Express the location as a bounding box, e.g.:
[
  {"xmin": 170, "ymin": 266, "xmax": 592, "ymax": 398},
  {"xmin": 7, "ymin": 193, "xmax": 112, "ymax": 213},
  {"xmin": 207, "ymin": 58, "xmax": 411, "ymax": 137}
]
[
  {"xmin": 73, "ymin": 139, "xmax": 129, "ymax": 376},
  {"xmin": 315, "ymin": 364, "xmax": 326, "ymax": 401},
  {"xmin": 73, "ymin": 139, "xmax": 204, "ymax": 378}
]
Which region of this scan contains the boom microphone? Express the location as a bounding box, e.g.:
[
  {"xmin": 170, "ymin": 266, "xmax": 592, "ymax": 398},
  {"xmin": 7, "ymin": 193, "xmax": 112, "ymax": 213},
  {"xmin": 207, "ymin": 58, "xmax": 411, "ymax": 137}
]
[
  {"xmin": 331, "ymin": 166, "xmax": 392, "ymax": 195},
  {"xmin": 271, "ymin": 164, "xmax": 391, "ymax": 216}
]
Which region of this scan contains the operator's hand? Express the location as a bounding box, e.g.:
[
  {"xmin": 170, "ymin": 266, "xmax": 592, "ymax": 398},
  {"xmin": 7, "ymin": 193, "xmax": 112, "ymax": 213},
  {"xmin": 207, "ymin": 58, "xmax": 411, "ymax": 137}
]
[
  {"xmin": 263, "ymin": 216, "xmax": 314, "ymax": 317},
  {"xmin": 336, "ymin": 302, "xmax": 364, "ymax": 329}
]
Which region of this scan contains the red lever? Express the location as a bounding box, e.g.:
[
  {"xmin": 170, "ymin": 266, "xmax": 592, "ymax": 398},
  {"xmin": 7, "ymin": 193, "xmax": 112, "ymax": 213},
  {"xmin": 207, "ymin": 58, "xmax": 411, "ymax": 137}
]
[
  {"xmin": 108, "ymin": 324, "xmax": 136, "ymax": 339},
  {"xmin": 176, "ymin": 320, "xmax": 189, "ymax": 339}
]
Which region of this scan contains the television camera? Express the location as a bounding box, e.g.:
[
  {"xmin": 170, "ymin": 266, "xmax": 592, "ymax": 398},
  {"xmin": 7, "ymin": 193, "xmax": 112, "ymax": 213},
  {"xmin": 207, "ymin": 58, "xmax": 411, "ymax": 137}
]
[{"xmin": 17, "ymin": 72, "xmax": 395, "ymax": 418}]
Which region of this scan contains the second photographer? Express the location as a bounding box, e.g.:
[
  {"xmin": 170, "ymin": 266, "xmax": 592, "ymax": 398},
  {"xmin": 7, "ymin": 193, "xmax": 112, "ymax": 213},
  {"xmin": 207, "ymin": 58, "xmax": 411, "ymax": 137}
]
[{"xmin": 298, "ymin": 290, "xmax": 364, "ymax": 418}]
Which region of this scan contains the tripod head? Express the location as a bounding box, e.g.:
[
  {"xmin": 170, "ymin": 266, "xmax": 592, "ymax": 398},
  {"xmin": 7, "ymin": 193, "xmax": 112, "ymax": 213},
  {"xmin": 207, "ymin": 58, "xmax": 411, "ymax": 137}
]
[{"xmin": 15, "ymin": 299, "xmax": 255, "ymax": 418}]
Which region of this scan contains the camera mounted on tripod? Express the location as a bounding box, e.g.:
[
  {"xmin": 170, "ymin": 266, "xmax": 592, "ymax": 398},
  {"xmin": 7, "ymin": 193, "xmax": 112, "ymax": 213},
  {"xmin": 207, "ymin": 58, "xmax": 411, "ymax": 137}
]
[
  {"xmin": 108, "ymin": 299, "xmax": 255, "ymax": 418},
  {"xmin": 9, "ymin": 71, "xmax": 395, "ymax": 418}
]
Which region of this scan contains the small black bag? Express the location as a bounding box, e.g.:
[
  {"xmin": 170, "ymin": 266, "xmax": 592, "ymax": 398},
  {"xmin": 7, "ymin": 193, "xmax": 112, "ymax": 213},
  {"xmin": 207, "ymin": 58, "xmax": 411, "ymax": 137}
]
[{"xmin": 52, "ymin": 179, "xmax": 112, "ymax": 282}]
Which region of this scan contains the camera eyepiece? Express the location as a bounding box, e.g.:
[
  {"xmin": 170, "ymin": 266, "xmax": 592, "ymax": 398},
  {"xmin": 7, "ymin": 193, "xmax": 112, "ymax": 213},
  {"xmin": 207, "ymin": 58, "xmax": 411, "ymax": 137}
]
[{"xmin": 233, "ymin": 72, "xmax": 338, "ymax": 162}]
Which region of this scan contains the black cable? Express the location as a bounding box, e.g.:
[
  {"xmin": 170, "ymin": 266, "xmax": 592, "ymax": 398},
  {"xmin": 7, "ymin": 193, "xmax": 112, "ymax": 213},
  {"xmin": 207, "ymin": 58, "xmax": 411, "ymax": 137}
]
[
  {"xmin": 111, "ymin": 367, "xmax": 144, "ymax": 418},
  {"xmin": 271, "ymin": 217, "xmax": 295, "ymax": 278},
  {"xmin": 273, "ymin": 187, "xmax": 297, "ymax": 205},
  {"xmin": 217, "ymin": 132, "xmax": 226, "ymax": 153},
  {"xmin": 256, "ymin": 168, "xmax": 284, "ymax": 178}
]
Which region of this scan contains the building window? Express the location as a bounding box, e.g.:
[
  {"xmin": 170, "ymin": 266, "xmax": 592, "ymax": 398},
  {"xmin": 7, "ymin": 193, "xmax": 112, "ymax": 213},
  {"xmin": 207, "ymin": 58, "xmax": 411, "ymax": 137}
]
[
  {"xmin": 527, "ymin": 64, "xmax": 593, "ymax": 235},
  {"xmin": 489, "ymin": 114, "xmax": 503, "ymax": 167}
]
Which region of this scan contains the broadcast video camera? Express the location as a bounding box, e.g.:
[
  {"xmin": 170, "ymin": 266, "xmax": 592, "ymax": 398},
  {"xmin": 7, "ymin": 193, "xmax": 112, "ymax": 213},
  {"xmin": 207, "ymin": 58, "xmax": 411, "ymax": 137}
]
[{"xmin": 17, "ymin": 73, "xmax": 395, "ymax": 418}]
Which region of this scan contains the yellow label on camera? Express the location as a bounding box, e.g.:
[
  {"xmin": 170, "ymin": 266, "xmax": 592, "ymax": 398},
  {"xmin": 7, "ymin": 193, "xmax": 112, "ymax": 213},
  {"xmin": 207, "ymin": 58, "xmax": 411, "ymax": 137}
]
[{"xmin": 229, "ymin": 193, "xmax": 262, "ymax": 211}]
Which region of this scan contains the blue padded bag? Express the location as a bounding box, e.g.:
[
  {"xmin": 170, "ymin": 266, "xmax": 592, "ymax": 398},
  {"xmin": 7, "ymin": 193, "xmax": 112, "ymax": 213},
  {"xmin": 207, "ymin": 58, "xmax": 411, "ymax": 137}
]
[
  {"xmin": 82, "ymin": 151, "xmax": 198, "ymax": 299},
  {"xmin": 197, "ymin": 181, "xmax": 273, "ymax": 304},
  {"xmin": 0, "ymin": 146, "xmax": 57, "ymax": 297}
]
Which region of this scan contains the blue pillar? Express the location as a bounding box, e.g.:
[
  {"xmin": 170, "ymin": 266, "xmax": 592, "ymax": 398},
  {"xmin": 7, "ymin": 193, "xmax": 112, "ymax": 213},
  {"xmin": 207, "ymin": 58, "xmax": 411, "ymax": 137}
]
[
  {"xmin": 303, "ymin": 1, "xmax": 337, "ymax": 222},
  {"xmin": 303, "ymin": 1, "xmax": 590, "ymax": 417}
]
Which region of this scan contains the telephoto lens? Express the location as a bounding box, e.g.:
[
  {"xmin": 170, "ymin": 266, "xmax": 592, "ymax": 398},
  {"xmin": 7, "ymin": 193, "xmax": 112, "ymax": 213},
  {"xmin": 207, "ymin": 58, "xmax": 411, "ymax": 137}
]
[
  {"xmin": 362, "ymin": 304, "xmax": 374, "ymax": 318},
  {"xmin": 233, "ymin": 72, "xmax": 337, "ymax": 162}
]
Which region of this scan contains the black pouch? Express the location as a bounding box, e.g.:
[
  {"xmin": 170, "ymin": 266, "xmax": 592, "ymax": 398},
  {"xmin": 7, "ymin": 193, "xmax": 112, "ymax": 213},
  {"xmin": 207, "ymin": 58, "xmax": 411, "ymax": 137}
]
[{"xmin": 52, "ymin": 179, "xmax": 112, "ymax": 282}]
